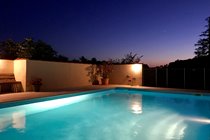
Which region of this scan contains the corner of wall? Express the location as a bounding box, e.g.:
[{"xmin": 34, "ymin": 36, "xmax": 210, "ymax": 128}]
[
  {"xmin": 25, "ymin": 59, "xmax": 31, "ymax": 92},
  {"xmin": 14, "ymin": 59, "xmax": 27, "ymax": 92}
]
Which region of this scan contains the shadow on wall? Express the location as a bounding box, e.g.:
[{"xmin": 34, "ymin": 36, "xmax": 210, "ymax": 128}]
[{"xmin": 30, "ymin": 77, "xmax": 43, "ymax": 92}]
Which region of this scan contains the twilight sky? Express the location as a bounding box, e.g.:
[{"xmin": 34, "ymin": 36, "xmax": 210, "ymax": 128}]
[{"xmin": 1, "ymin": 0, "xmax": 210, "ymax": 66}]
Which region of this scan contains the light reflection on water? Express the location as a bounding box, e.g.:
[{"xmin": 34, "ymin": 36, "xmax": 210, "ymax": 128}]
[
  {"xmin": 0, "ymin": 90, "xmax": 210, "ymax": 140},
  {"xmin": 129, "ymin": 94, "xmax": 142, "ymax": 114},
  {"xmin": 12, "ymin": 111, "xmax": 25, "ymax": 131},
  {"xmin": 0, "ymin": 110, "xmax": 25, "ymax": 132}
]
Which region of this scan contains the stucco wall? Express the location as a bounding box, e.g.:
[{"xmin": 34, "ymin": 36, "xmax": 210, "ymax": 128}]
[
  {"xmin": 0, "ymin": 60, "xmax": 14, "ymax": 74},
  {"xmin": 109, "ymin": 64, "xmax": 142, "ymax": 86},
  {"xmin": 0, "ymin": 59, "xmax": 143, "ymax": 92},
  {"xmin": 26, "ymin": 60, "xmax": 91, "ymax": 91},
  {"xmin": 14, "ymin": 59, "xmax": 27, "ymax": 91}
]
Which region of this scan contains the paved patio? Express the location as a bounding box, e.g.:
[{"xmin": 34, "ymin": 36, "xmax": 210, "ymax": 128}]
[{"xmin": 0, "ymin": 85, "xmax": 209, "ymax": 103}]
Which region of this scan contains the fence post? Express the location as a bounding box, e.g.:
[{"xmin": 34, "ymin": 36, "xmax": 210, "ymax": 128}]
[
  {"xmin": 155, "ymin": 68, "xmax": 158, "ymax": 87},
  {"xmin": 183, "ymin": 68, "xmax": 186, "ymax": 88},
  {"xmin": 204, "ymin": 68, "xmax": 206, "ymax": 90},
  {"xmin": 166, "ymin": 68, "xmax": 168, "ymax": 87}
]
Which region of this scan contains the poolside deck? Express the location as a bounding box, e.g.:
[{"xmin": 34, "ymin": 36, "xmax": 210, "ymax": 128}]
[{"xmin": 0, "ymin": 85, "xmax": 209, "ymax": 103}]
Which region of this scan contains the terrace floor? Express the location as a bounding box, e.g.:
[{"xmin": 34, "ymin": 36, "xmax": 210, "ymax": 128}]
[{"xmin": 0, "ymin": 85, "xmax": 209, "ymax": 103}]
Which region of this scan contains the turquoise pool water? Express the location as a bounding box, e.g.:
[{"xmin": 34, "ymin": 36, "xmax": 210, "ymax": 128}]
[{"xmin": 0, "ymin": 88, "xmax": 210, "ymax": 140}]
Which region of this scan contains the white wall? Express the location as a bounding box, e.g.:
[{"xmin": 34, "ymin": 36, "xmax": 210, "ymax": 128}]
[
  {"xmin": 0, "ymin": 60, "xmax": 14, "ymax": 74},
  {"xmin": 0, "ymin": 59, "xmax": 143, "ymax": 92},
  {"xmin": 26, "ymin": 60, "xmax": 92, "ymax": 91},
  {"xmin": 109, "ymin": 64, "xmax": 142, "ymax": 86}
]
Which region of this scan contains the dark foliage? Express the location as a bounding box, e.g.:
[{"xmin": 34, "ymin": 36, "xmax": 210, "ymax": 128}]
[
  {"xmin": 30, "ymin": 40, "xmax": 57, "ymax": 61},
  {"xmin": 0, "ymin": 38, "xmax": 68, "ymax": 62},
  {"xmin": 121, "ymin": 52, "xmax": 143, "ymax": 64},
  {"xmin": 0, "ymin": 39, "xmax": 18, "ymax": 59},
  {"xmin": 72, "ymin": 52, "xmax": 144, "ymax": 65},
  {"xmin": 168, "ymin": 56, "xmax": 210, "ymax": 68},
  {"xmin": 194, "ymin": 16, "xmax": 210, "ymax": 57}
]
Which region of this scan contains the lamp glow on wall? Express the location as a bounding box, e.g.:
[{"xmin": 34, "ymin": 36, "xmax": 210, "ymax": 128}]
[
  {"xmin": 0, "ymin": 60, "xmax": 7, "ymax": 72},
  {"xmin": 131, "ymin": 64, "xmax": 142, "ymax": 74},
  {"xmin": 0, "ymin": 60, "xmax": 3, "ymax": 71}
]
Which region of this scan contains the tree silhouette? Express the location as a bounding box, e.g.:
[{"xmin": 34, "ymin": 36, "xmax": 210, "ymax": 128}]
[
  {"xmin": 0, "ymin": 38, "xmax": 68, "ymax": 61},
  {"xmin": 194, "ymin": 16, "xmax": 210, "ymax": 57},
  {"xmin": 17, "ymin": 38, "xmax": 34, "ymax": 59},
  {"xmin": 90, "ymin": 57, "xmax": 98, "ymax": 64},
  {"xmin": 0, "ymin": 39, "xmax": 18, "ymax": 59},
  {"xmin": 121, "ymin": 52, "xmax": 143, "ymax": 64},
  {"xmin": 79, "ymin": 56, "xmax": 89, "ymax": 63},
  {"xmin": 31, "ymin": 39, "xmax": 57, "ymax": 61}
]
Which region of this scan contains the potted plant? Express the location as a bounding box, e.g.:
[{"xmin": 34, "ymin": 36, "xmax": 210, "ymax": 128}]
[
  {"xmin": 31, "ymin": 78, "xmax": 42, "ymax": 92},
  {"xmin": 126, "ymin": 75, "xmax": 137, "ymax": 86},
  {"xmin": 87, "ymin": 64, "xmax": 100, "ymax": 85},
  {"xmin": 99, "ymin": 60, "xmax": 113, "ymax": 85}
]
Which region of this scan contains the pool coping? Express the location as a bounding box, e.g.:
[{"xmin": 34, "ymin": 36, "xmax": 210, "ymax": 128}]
[{"xmin": 0, "ymin": 85, "xmax": 209, "ymax": 104}]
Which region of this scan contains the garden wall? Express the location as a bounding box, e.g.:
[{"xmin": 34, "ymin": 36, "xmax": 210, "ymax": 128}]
[
  {"xmin": 0, "ymin": 59, "xmax": 143, "ymax": 92},
  {"xmin": 110, "ymin": 64, "xmax": 142, "ymax": 86},
  {"xmin": 26, "ymin": 60, "xmax": 92, "ymax": 91},
  {"xmin": 0, "ymin": 60, "xmax": 14, "ymax": 74}
]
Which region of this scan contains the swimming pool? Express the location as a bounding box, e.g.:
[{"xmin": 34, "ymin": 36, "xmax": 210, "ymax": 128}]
[{"xmin": 0, "ymin": 88, "xmax": 210, "ymax": 140}]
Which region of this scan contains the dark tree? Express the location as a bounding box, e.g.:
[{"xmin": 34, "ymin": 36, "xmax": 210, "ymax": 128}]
[
  {"xmin": 0, "ymin": 39, "xmax": 18, "ymax": 59},
  {"xmin": 56, "ymin": 55, "xmax": 69, "ymax": 62},
  {"xmin": 90, "ymin": 57, "xmax": 98, "ymax": 64},
  {"xmin": 0, "ymin": 38, "xmax": 35, "ymax": 59},
  {"xmin": 121, "ymin": 52, "xmax": 143, "ymax": 64},
  {"xmin": 79, "ymin": 56, "xmax": 89, "ymax": 63},
  {"xmin": 0, "ymin": 38, "xmax": 68, "ymax": 61},
  {"xmin": 31, "ymin": 40, "xmax": 57, "ymax": 61},
  {"xmin": 18, "ymin": 38, "xmax": 34, "ymax": 59},
  {"xmin": 71, "ymin": 59, "xmax": 80, "ymax": 63},
  {"xmin": 194, "ymin": 16, "xmax": 210, "ymax": 57}
]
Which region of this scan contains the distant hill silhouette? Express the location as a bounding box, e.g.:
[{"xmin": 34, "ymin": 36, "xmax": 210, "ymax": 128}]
[{"xmin": 168, "ymin": 56, "xmax": 210, "ymax": 68}]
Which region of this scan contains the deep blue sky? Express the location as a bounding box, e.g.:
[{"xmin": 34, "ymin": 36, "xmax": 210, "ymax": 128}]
[{"xmin": 1, "ymin": 0, "xmax": 210, "ymax": 66}]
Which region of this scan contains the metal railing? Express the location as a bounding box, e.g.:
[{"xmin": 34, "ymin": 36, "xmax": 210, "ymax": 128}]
[{"xmin": 143, "ymin": 68, "xmax": 209, "ymax": 90}]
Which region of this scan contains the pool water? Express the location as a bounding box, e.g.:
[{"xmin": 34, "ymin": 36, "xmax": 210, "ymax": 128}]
[{"xmin": 0, "ymin": 89, "xmax": 210, "ymax": 140}]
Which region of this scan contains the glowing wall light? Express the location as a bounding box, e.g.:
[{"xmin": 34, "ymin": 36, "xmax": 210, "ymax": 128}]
[{"xmin": 131, "ymin": 64, "xmax": 142, "ymax": 74}]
